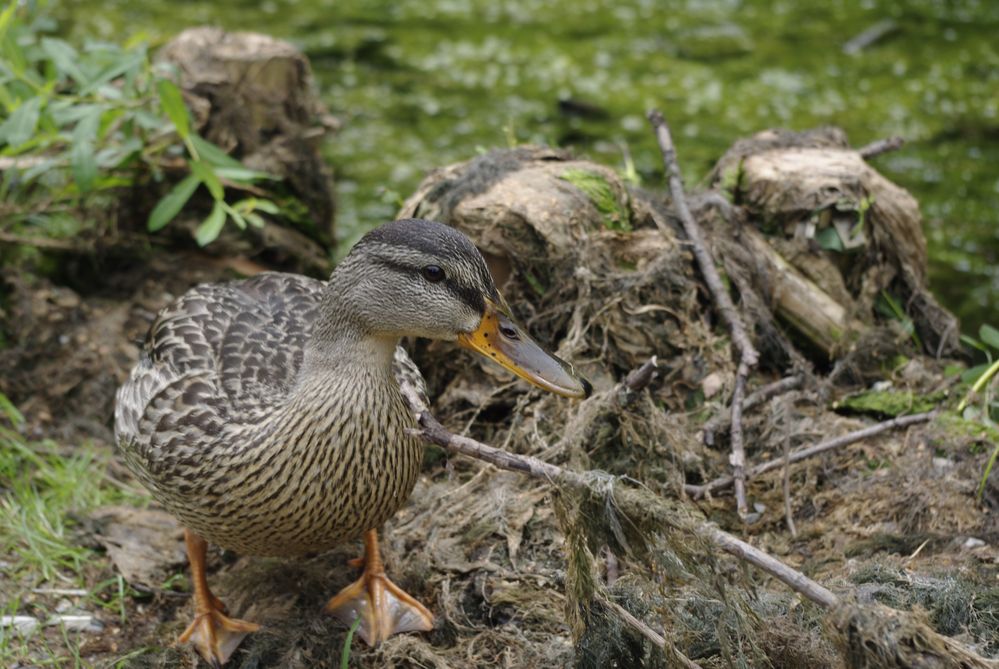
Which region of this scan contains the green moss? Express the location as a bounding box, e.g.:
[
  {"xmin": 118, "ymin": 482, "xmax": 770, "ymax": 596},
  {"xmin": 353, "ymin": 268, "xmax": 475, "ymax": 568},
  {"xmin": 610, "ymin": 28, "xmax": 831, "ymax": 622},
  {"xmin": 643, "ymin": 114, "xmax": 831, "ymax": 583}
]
[
  {"xmin": 936, "ymin": 412, "xmax": 999, "ymax": 445},
  {"xmin": 718, "ymin": 160, "xmax": 743, "ymax": 196},
  {"xmin": 834, "ymin": 390, "xmax": 944, "ymax": 417},
  {"xmin": 559, "ymin": 168, "xmax": 631, "ymax": 232}
]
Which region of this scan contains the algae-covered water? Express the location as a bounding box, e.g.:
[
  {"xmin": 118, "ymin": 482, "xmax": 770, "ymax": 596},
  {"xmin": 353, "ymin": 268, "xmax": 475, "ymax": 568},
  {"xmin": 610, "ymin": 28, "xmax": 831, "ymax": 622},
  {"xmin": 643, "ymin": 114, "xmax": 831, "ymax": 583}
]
[{"xmin": 53, "ymin": 0, "xmax": 999, "ymax": 335}]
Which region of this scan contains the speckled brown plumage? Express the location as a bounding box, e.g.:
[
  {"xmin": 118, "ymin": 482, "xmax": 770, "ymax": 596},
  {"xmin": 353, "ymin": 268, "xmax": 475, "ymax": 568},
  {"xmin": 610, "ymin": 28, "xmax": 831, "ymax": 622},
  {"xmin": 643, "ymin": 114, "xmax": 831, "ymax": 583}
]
[
  {"xmin": 113, "ymin": 219, "xmax": 503, "ymax": 558},
  {"xmin": 116, "ymin": 271, "xmax": 427, "ymax": 556}
]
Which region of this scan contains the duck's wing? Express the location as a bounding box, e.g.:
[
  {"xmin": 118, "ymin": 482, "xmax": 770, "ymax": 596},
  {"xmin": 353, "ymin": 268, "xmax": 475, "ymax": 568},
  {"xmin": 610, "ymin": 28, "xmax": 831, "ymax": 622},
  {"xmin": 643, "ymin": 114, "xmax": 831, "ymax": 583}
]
[{"xmin": 114, "ymin": 272, "xmax": 326, "ymax": 459}]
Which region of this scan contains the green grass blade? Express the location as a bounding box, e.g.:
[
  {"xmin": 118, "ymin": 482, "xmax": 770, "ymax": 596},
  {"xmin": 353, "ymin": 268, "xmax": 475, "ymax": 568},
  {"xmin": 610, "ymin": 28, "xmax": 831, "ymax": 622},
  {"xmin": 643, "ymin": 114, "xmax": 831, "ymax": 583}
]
[{"xmin": 340, "ymin": 616, "xmax": 363, "ymax": 669}]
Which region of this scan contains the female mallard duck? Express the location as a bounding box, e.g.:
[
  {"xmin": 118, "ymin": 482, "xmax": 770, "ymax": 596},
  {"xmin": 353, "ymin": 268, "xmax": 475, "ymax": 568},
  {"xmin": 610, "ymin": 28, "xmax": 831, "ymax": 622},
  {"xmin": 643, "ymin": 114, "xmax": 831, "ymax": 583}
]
[{"xmin": 115, "ymin": 218, "xmax": 590, "ymax": 666}]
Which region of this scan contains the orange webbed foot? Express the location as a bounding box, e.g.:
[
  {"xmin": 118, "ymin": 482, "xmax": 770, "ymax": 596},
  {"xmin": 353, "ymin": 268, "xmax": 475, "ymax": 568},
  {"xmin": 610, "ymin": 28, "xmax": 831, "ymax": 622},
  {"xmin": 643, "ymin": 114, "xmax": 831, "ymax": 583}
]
[{"xmin": 324, "ymin": 530, "xmax": 433, "ymax": 645}]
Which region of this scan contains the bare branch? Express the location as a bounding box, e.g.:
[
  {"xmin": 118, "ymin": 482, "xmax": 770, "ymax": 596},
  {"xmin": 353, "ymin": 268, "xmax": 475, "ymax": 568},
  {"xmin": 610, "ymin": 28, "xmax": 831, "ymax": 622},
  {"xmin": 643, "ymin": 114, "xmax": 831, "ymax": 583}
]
[
  {"xmin": 648, "ymin": 109, "xmax": 759, "ymax": 518},
  {"xmin": 596, "ymin": 594, "xmax": 703, "ymax": 669},
  {"xmin": 400, "ymin": 381, "xmax": 838, "ymax": 609},
  {"xmin": 858, "ymin": 136, "xmax": 905, "ymax": 159},
  {"xmin": 686, "ymin": 411, "xmax": 936, "ymax": 498}
]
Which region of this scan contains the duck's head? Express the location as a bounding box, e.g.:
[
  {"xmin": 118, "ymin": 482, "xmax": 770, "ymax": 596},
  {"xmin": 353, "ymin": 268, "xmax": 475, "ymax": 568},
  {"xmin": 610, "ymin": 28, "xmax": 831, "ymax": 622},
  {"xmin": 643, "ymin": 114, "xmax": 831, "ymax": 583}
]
[{"xmin": 331, "ymin": 218, "xmax": 591, "ymax": 399}]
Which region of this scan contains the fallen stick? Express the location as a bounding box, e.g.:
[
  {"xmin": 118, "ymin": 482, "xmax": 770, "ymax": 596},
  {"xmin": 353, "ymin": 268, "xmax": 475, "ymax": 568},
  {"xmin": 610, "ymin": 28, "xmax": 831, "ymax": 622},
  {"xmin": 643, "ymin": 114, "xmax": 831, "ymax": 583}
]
[
  {"xmin": 857, "ymin": 135, "xmax": 905, "ymax": 159},
  {"xmin": 686, "ymin": 411, "xmax": 936, "ymax": 498},
  {"xmin": 702, "ymin": 375, "xmax": 804, "ymax": 446},
  {"xmin": 402, "ymin": 383, "xmax": 834, "ymax": 605},
  {"xmin": 648, "ymin": 109, "xmax": 759, "ymax": 518},
  {"xmin": 402, "ymin": 387, "xmax": 995, "ymax": 667},
  {"xmin": 596, "ymin": 594, "xmax": 703, "ymax": 669}
]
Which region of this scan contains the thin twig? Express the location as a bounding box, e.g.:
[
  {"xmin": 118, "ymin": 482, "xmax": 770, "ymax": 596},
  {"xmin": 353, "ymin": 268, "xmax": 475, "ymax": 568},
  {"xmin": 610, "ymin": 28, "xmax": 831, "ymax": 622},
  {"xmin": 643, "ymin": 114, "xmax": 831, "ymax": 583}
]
[
  {"xmin": 648, "ymin": 109, "xmax": 759, "ymax": 518},
  {"xmin": 0, "ymin": 231, "xmax": 91, "ymax": 251},
  {"xmin": 782, "ymin": 434, "xmax": 797, "ymax": 538},
  {"xmin": 729, "ymin": 361, "xmax": 750, "ymax": 516},
  {"xmin": 617, "ymin": 356, "xmax": 658, "ymax": 407},
  {"xmin": 857, "ymin": 136, "xmax": 905, "ymax": 159},
  {"xmin": 596, "ymin": 594, "xmax": 703, "ymax": 669},
  {"xmin": 702, "ymin": 375, "xmax": 803, "ymax": 445},
  {"xmin": 686, "ymin": 411, "xmax": 936, "ymax": 498}
]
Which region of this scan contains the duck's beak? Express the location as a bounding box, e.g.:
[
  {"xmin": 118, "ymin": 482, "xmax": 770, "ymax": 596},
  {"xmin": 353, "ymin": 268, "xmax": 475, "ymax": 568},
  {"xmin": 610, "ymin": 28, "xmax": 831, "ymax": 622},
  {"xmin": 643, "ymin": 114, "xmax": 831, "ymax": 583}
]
[{"xmin": 458, "ymin": 298, "xmax": 592, "ymax": 399}]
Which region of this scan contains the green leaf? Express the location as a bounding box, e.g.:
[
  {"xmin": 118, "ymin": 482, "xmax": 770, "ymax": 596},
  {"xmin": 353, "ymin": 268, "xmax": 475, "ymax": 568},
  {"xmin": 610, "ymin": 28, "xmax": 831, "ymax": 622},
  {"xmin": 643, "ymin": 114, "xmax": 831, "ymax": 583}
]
[
  {"xmin": 0, "ymin": 2, "xmax": 17, "ymax": 43},
  {"xmin": 0, "ymin": 390, "xmax": 25, "ymax": 428},
  {"xmin": 148, "ymin": 174, "xmax": 200, "ymax": 231},
  {"xmin": 816, "ymin": 226, "xmax": 844, "ymax": 252},
  {"xmin": 221, "ymin": 202, "xmax": 246, "ymax": 230},
  {"xmin": 233, "ymin": 198, "xmax": 280, "ymax": 215},
  {"xmin": 251, "ymin": 199, "xmax": 280, "ymax": 214},
  {"xmin": 960, "ymin": 363, "xmax": 991, "ymax": 385},
  {"xmin": 189, "ymin": 159, "xmax": 224, "ymax": 201},
  {"xmin": 213, "ymin": 166, "xmax": 272, "ymax": 182},
  {"xmin": 0, "ymin": 97, "xmax": 42, "ymax": 148},
  {"xmin": 188, "ymin": 134, "xmax": 244, "ymax": 170},
  {"xmin": 79, "ymin": 50, "xmax": 146, "ymax": 96},
  {"xmin": 244, "ymin": 212, "xmax": 266, "ymax": 228},
  {"xmin": 194, "ymin": 201, "xmax": 226, "ymax": 246},
  {"xmin": 979, "ymin": 324, "xmax": 999, "ymax": 351},
  {"xmin": 156, "ymin": 78, "xmax": 190, "ymax": 140},
  {"xmin": 40, "ymin": 37, "xmax": 88, "ymax": 85},
  {"xmin": 960, "ymin": 334, "xmax": 988, "ymax": 354},
  {"xmin": 70, "ymin": 106, "xmax": 102, "ymax": 192}
]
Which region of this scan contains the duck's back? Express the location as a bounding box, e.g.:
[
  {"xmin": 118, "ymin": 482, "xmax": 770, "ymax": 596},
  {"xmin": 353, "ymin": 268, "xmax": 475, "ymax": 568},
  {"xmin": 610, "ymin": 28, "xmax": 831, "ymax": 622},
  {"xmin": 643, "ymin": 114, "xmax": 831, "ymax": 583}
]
[{"xmin": 116, "ymin": 273, "xmax": 324, "ymax": 455}]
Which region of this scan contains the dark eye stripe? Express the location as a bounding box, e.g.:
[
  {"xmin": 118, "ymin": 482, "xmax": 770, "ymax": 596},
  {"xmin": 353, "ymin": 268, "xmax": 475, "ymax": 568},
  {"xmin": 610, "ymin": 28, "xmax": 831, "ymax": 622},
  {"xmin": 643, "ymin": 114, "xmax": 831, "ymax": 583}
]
[{"xmin": 375, "ymin": 258, "xmax": 485, "ymax": 314}]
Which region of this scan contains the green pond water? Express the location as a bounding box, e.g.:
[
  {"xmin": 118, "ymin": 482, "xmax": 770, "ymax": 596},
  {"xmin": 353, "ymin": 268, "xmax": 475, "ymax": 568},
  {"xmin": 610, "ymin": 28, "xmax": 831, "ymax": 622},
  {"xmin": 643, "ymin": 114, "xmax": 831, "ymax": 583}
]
[{"xmin": 53, "ymin": 0, "xmax": 999, "ymax": 336}]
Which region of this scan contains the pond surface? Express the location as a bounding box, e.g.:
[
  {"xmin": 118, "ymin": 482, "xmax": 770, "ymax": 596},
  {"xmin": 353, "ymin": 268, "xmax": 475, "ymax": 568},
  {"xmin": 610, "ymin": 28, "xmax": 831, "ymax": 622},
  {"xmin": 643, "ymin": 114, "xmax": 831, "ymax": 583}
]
[{"xmin": 53, "ymin": 0, "xmax": 999, "ymax": 336}]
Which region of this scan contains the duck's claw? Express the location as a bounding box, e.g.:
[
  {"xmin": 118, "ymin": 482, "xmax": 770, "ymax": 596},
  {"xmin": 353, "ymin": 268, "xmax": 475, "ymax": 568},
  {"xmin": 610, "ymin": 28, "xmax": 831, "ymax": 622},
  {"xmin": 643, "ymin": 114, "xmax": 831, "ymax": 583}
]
[
  {"xmin": 177, "ymin": 608, "xmax": 260, "ymax": 667},
  {"xmin": 324, "ymin": 530, "xmax": 433, "ymax": 645}
]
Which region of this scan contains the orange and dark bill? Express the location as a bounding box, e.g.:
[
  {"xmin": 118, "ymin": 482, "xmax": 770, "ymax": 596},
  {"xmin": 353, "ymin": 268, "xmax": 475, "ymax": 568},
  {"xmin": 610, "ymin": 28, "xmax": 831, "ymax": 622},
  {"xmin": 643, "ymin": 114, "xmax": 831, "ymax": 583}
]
[{"xmin": 457, "ymin": 298, "xmax": 592, "ymax": 399}]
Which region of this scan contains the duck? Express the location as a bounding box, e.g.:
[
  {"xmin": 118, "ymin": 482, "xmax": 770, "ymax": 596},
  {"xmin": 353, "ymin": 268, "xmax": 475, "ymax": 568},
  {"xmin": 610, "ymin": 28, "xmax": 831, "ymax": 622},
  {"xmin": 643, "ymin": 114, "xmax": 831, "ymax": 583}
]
[{"xmin": 114, "ymin": 218, "xmax": 591, "ymax": 666}]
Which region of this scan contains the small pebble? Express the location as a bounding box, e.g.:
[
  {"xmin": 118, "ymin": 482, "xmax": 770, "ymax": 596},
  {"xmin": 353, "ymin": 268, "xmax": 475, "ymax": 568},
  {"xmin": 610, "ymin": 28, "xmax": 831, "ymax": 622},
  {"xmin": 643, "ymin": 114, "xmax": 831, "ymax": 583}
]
[
  {"xmin": 932, "ymin": 457, "xmax": 953, "ymax": 470},
  {"xmin": 963, "ymin": 537, "xmax": 986, "ymax": 550},
  {"xmin": 46, "ymin": 614, "xmax": 104, "ymax": 633},
  {"xmin": 0, "ymin": 615, "xmax": 40, "ymax": 635}
]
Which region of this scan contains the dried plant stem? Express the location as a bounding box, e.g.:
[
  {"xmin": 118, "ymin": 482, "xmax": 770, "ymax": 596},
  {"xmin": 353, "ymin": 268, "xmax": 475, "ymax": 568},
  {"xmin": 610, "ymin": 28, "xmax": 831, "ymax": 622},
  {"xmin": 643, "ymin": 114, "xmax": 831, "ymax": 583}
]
[
  {"xmin": 782, "ymin": 435, "xmax": 797, "ymax": 538},
  {"xmin": 686, "ymin": 411, "xmax": 936, "ymax": 498},
  {"xmin": 596, "ymin": 594, "xmax": 703, "ymax": 669},
  {"xmin": 648, "ymin": 109, "xmax": 759, "ymax": 518}
]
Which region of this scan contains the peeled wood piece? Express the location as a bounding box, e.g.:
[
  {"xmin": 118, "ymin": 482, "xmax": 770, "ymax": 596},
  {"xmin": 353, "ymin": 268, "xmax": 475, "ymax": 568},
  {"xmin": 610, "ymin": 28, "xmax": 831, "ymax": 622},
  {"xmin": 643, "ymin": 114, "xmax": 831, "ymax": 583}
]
[{"xmin": 743, "ymin": 225, "xmax": 862, "ymax": 356}]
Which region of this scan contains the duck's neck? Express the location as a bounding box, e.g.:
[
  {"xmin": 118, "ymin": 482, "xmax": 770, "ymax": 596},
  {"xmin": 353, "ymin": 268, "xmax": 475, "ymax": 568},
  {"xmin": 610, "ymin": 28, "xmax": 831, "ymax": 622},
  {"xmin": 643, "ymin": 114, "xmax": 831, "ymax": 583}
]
[{"xmin": 300, "ymin": 270, "xmax": 400, "ymax": 389}]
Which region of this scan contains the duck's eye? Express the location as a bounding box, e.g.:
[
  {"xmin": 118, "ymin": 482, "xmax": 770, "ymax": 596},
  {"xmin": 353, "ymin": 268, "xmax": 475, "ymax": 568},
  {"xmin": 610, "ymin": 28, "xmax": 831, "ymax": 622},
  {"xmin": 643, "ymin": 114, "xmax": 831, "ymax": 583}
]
[{"xmin": 421, "ymin": 264, "xmax": 446, "ymax": 283}]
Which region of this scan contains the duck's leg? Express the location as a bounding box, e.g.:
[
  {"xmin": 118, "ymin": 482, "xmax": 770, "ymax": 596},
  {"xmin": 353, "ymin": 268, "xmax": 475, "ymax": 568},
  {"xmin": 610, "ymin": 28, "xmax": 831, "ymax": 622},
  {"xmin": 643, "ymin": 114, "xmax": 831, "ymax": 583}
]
[
  {"xmin": 323, "ymin": 529, "xmax": 433, "ymax": 645},
  {"xmin": 177, "ymin": 529, "xmax": 260, "ymax": 667}
]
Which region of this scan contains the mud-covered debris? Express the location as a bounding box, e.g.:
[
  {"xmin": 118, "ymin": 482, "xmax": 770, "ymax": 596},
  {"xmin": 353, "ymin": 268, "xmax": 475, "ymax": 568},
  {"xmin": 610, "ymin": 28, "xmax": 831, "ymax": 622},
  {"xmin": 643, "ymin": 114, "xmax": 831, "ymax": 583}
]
[{"xmin": 91, "ymin": 506, "xmax": 186, "ymax": 589}]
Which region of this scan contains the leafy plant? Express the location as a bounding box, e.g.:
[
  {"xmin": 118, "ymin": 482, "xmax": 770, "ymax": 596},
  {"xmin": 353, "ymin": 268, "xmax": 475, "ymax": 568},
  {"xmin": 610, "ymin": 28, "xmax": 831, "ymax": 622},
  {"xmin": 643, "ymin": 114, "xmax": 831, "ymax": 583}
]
[
  {"xmin": 956, "ymin": 324, "xmax": 999, "ymax": 498},
  {"xmin": 0, "ymin": 2, "xmax": 279, "ymax": 247}
]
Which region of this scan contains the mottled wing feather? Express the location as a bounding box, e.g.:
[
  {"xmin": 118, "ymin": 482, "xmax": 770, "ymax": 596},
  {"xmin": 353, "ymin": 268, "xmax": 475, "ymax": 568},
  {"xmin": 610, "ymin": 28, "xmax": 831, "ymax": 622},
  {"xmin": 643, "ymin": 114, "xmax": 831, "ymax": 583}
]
[{"xmin": 115, "ymin": 272, "xmax": 426, "ymax": 469}]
